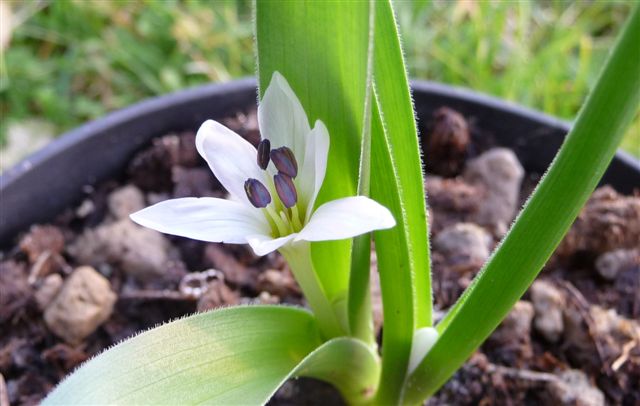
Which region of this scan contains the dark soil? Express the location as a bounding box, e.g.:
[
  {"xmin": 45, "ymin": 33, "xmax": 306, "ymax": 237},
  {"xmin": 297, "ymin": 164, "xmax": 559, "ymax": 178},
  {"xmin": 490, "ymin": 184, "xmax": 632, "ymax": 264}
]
[{"xmin": 1, "ymin": 106, "xmax": 638, "ymax": 405}]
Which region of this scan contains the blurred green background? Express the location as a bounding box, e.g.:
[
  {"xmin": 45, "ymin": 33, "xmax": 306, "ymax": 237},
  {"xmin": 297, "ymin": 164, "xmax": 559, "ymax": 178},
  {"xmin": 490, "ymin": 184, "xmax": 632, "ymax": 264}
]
[{"xmin": 0, "ymin": 0, "xmax": 638, "ymax": 169}]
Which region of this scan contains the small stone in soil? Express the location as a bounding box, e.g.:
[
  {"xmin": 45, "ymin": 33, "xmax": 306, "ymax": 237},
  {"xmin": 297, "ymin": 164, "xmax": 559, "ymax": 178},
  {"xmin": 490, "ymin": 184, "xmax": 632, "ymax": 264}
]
[
  {"xmin": 595, "ymin": 248, "xmax": 639, "ymax": 280},
  {"xmin": 69, "ymin": 219, "xmax": 172, "ymax": 281},
  {"xmin": 546, "ymin": 369, "xmax": 605, "ymax": 406},
  {"xmin": 530, "ymin": 279, "xmax": 566, "ymax": 343},
  {"xmin": 463, "ymin": 148, "xmax": 524, "ymax": 235},
  {"xmin": 44, "ymin": 266, "xmax": 117, "ymax": 345},
  {"xmin": 433, "ymin": 222, "xmax": 492, "ymax": 274},
  {"xmin": 107, "ymin": 184, "xmax": 145, "ymax": 220}
]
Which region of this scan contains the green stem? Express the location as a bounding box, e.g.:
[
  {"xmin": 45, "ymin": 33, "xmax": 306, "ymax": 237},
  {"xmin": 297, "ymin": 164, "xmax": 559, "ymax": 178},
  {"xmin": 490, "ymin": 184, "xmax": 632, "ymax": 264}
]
[
  {"xmin": 348, "ymin": 233, "xmax": 375, "ymax": 346},
  {"xmin": 404, "ymin": 5, "xmax": 640, "ymax": 403},
  {"xmin": 281, "ymin": 242, "xmax": 346, "ymax": 339}
]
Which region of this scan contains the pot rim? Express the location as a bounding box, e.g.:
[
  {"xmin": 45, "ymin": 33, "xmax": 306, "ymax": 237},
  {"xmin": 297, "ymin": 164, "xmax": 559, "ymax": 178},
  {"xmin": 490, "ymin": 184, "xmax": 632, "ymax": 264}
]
[
  {"xmin": 410, "ymin": 80, "xmax": 639, "ymax": 169},
  {"xmin": 0, "ymin": 78, "xmax": 257, "ymax": 188},
  {"xmin": 2, "ymin": 78, "xmax": 638, "ymax": 187}
]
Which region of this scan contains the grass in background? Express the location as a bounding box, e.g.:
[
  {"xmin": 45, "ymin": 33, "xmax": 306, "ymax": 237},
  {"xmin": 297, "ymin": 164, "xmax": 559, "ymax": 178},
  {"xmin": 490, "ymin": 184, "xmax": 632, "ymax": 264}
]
[
  {"xmin": 0, "ymin": 0, "xmax": 254, "ymax": 144},
  {"xmin": 396, "ymin": 0, "xmax": 638, "ymax": 156},
  {"xmin": 0, "ymin": 0, "xmax": 637, "ymax": 156}
]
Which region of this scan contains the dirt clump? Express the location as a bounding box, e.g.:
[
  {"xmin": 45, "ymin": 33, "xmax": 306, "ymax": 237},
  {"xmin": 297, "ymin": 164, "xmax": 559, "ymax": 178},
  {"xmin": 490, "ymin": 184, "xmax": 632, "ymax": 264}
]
[
  {"xmin": 424, "ymin": 107, "xmax": 470, "ymax": 177},
  {"xmin": 558, "ymin": 186, "xmax": 640, "ymax": 258}
]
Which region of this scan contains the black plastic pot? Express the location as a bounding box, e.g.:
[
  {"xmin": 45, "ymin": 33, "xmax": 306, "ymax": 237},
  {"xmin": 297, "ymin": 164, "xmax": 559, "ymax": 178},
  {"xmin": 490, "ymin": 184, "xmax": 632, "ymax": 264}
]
[{"xmin": 1, "ymin": 79, "xmax": 638, "ymax": 245}]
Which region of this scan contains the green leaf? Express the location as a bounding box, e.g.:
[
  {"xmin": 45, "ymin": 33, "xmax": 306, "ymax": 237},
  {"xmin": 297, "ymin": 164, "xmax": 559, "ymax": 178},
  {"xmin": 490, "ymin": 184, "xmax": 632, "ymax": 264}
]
[
  {"xmin": 44, "ymin": 306, "xmax": 322, "ymax": 405},
  {"xmin": 368, "ymin": 1, "xmax": 432, "ymax": 403},
  {"xmin": 348, "ymin": 4, "xmax": 377, "ymax": 346},
  {"xmin": 369, "ymin": 96, "xmax": 415, "ymax": 405},
  {"xmin": 293, "ymin": 337, "xmax": 381, "ymax": 405},
  {"xmin": 405, "ymin": 5, "xmax": 640, "ymax": 403},
  {"xmin": 372, "ymin": 0, "xmax": 431, "ymax": 329},
  {"xmin": 255, "ymin": 2, "xmax": 371, "ymax": 330}
]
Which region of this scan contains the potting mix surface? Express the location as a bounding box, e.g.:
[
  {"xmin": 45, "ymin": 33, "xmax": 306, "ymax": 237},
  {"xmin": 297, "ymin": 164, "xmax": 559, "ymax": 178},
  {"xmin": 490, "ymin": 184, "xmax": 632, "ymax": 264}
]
[{"xmin": 1, "ymin": 107, "xmax": 638, "ymax": 405}]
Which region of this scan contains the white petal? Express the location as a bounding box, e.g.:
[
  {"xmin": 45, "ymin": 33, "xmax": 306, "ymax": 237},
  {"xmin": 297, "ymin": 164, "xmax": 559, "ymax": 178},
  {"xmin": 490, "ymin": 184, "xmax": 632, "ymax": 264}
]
[
  {"xmin": 258, "ymin": 71, "xmax": 311, "ymax": 162},
  {"xmin": 196, "ymin": 120, "xmax": 266, "ymax": 206},
  {"xmin": 295, "ymin": 196, "xmax": 396, "ymax": 242},
  {"xmin": 246, "ymin": 234, "xmax": 297, "ymax": 256},
  {"xmin": 130, "ymin": 197, "xmax": 270, "ymax": 243},
  {"xmin": 297, "ymin": 120, "xmax": 330, "ymax": 221}
]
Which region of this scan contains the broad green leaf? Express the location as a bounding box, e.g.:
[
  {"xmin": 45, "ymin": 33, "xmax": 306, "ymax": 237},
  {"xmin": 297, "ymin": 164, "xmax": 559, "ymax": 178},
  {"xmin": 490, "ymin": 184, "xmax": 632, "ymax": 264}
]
[
  {"xmin": 369, "ymin": 1, "xmax": 432, "ymax": 403},
  {"xmin": 44, "ymin": 306, "xmax": 322, "ymax": 405},
  {"xmin": 255, "ymin": 2, "xmax": 371, "ymax": 330},
  {"xmin": 405, "ymin": 5, "xmax": 640, "ymax": 403},
  {"xmin": 293, "ymin": 337, "xmax": 381, "ymax": 405}
]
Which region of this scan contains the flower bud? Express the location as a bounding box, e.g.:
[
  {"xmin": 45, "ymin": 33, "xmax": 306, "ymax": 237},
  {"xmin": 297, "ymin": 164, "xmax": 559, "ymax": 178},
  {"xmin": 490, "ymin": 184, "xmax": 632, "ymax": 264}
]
[
  {"xmin": 257, "ymin": 139, "xmax": 271, "ymax": 170},
  {"xmin": 274, "ymin": 173, "xmax": 297, "ymax": 208},
  {"xmin": 270, "ymin": 147, "xmax": 298, "ymax": 178},
  {"xmin": 244, "ymin": 178, "xmax": 271, "ymax": 208}
]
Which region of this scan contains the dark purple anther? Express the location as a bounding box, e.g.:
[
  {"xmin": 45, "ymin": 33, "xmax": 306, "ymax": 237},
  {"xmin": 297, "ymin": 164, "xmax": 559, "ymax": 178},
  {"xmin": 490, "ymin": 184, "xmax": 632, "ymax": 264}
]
[
  {"xmin": 274, "ymin": 173, "xmax": 298, "ymax": 208},
  {"xmin": 270, "ymin": 147, "xmax": 298, "ymax": 178},
  {"xmin": 257, "ymin": 139, "xmax": 271, "ymax": 170},
  {"xmin": 244, "ymin": 178, "xmax": 271, "ymax": 208}
]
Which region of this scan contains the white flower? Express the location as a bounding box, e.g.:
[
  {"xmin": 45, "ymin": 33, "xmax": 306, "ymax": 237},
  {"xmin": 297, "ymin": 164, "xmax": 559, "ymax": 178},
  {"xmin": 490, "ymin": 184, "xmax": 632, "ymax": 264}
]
[{"xmin": 130, "ymin": 72, "xmax": 395, "ymax": 256}]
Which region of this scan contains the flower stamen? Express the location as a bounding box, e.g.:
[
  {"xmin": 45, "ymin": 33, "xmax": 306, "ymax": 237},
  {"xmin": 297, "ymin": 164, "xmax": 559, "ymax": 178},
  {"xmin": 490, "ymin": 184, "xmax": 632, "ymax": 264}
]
[
  {"xmin": 274, "ymin": 173, "xmax": 298, "ymax": 208},
  {"xmin": 257, "ymin": 139, "xmax": 271, "ymax": 170},
  {"xmin": 264, "ymin": 204, "xmax": 289, "ymax": 236},
  {"xmin": 244, "ymin": 178, "xmax": 271, "ymax": 208},
  {"xmin": 270, "ymin": 146, "xmax": 298, "ymax": 178},
  {"xmin": 290, "ymin": 205, "xmax": 303, "ymax": 231}
]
